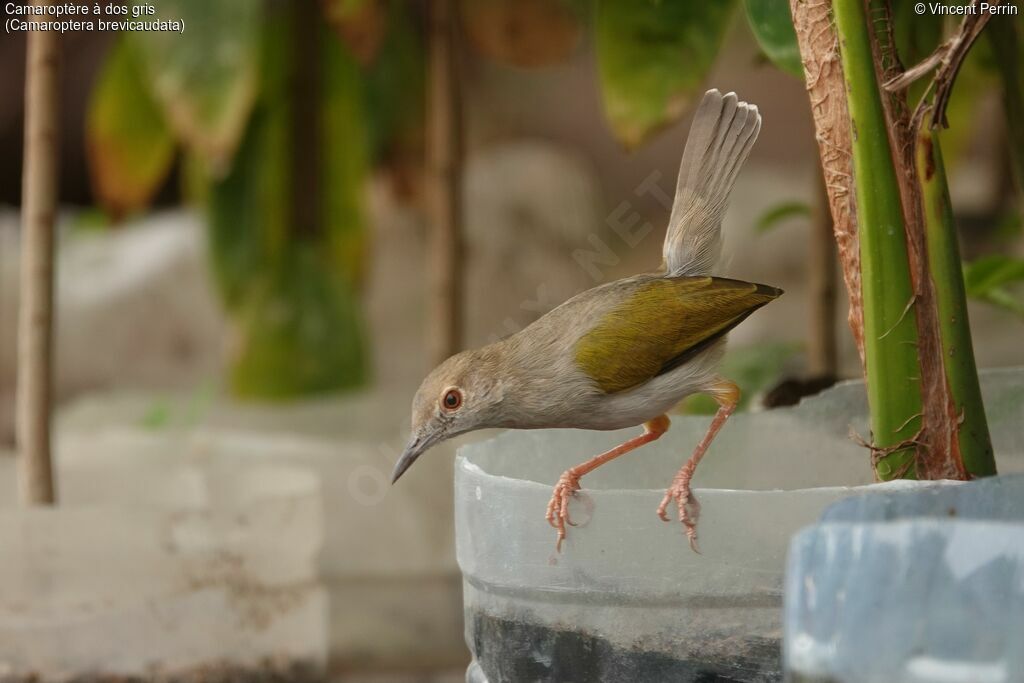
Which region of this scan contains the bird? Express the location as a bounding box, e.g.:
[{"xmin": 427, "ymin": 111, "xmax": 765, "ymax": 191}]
[{"xmin": 391, "ymin": 89, "xmax": 780, "ymax": 552}]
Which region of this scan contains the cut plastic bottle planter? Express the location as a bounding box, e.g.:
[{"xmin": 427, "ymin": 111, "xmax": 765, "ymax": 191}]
[
  {"xmin": 455, "ymin": 369, "xmax": 1024, "ymax": 682},
  {"xmin": 786, "ymin": 475, "xmax": 1024, "ymax": 682},
  {"xmin": 0, "ymin": 448, "xmax": 327, "ymax": 680}
]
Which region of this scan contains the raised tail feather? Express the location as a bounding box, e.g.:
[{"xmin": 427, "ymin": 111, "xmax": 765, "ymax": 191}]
[{"xmin": 662, "ymin": 89, "xmax": 762, "ymax": 276}]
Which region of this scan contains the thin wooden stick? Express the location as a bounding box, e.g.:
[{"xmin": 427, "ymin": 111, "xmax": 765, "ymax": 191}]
[
  {"xmin": 17, "ymin": 6, "xmax": 59, "ymax": 506},
  {"xmin": 426, "ymin": 0, "xmax": 464, "ymax": 366}
]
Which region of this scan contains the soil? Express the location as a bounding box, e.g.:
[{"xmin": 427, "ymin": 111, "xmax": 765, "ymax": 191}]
[{"xmin": 470, "ymin": 613, "xmax": 781, "ymax": 683}]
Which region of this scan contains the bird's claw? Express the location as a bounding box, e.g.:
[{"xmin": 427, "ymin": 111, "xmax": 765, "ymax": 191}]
[
  {"xmin": 545, "ymin": 470, "xmax": 581, "ymax": 552},
  {"xmin": 657, "ymin": 477, "xmax": 702, "ymax": 553}
]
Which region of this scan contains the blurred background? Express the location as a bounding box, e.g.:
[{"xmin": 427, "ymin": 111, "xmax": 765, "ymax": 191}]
[{"xmin": 0, "ymin": 0, "xmax": 1021, "ymax": 680}]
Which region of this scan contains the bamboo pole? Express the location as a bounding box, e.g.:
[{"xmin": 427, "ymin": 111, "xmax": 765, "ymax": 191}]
[
  {"xmin": 792, "ymin": 0, "xmax": 990, "ymax": 481},
  {"xmin": 832, "ymin": 0, "xmax": 923, "ymax": 480},
  {"xmin": 916, "ymin": 131, "xmax": 996, "ymax": 477},
  {"xmin": 870, "ymin": 0, "xmax": 986, "ymax": 480},
  {"xmin": 17, "ymin": 8, "xmax": 60, "ymax": 505},
  {"xmin": 426, "ymin": 0, "xmax": 464, "ymax": 366}
]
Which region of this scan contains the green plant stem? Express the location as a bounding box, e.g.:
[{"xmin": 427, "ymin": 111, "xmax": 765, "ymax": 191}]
[
  {"xmin": 832, "ymin": 0, "xmax": 922, "ymax": 480},
  {"xmin": 916, "ymin": 131, "xmax": 996, "ymax": 477}
]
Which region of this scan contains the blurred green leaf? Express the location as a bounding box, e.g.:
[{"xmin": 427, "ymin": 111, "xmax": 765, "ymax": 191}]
[
  {"xmin": 180, "ymin": 150, "xmax": 211, "ymax": 207},
  {"xmin": 941, "ymin": 37, "xmax": 997, "ymax": 170},
  {"xmin": 323, "ymin": 20, "xmax": 372, "ymax": 289},
  {"xmin": 85, "ymin": 37, "xmax": 175, "ymax": 220},
  {"xmin": 891, "ymin": 0, "xmax": 944, "ymax": 123},
  {"xmin": 208, "ymin": 23, "xmax": 276, "ymax": 306},
  {"xmin": 994, "ymin": 211, "xmax": 1023, "ymax": 243},
  {"xmin": 138, "ymin": 383, "xmax": 214, "ymax": 430},
  {"xmin": 209, "ymin": 14, "xmax": 370, "ymax": 398},
  {"xmin": 981, "ymin": 288, "xmax": 1024, "ymax": 318},
  {"xmin": 988, "ymin": 17, "xmax": 1024, "ymax": 202},
  {"xmin": 231, "ymin": 247, "xmax": 368, "ymax": 398},
  {"xmin": 70, "ymin": 207, "xmax": 113, "ymax": 233},
  {"xmin": 963, "ymin": 254, "xmax": 1024, "ymax": 317},
  {"xmin": 207, "ymin": 13, "xmax": 290, "ymax": 309},
  {"xmin": 891, "ymin": 0, "xmax": 995, "ymax": 169},
  {"xmin": 678, "ymin": 343, "xmax": 801, "ymax": 414},
  {"xmin": 964, "ymin": 254, "xmax": 1024, "ymax": 292},
  {"xmin": 462, "ymin": 0, "xmax": 583, "ymax": 67},
  {"xmin": 208, "ymin": 104, "xmax": 287, "ymax": 309},
  {"xmin": 892, "ymin": 0, "xmax": 944, "ymax": 72},
  {"xmin": 756, "ymin": 200, "xmax": 811, "ymax": 232},
  {"xmin": 743, "ymin": 0, "xmax": 802, "ymax": 77},
  {"xmin": 596, "ymin": 0, "xmax": 736, "ymax": 149},
  {"xmin": 129, "ymin": 0, "xmax": 261, "ymax": 172},
  {"xmin": 140, "ymin": 400, "xmax": 171, "ymax": 429},
  {"xmin": 322, "ymin": 0, "xmax": 387, "ymax": 66},
  {"xmin": 363, "ymin": 0, "xmax": 424, "ymax": 166}
]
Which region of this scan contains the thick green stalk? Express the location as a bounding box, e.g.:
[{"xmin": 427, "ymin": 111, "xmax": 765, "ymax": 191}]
[
  {"xmin": 832, "ymin": 0, "xmax": 922, "ymax": 480},
  {"xmin": 916, "ymin": 132, "xmax": 996, "ymax": 477}
]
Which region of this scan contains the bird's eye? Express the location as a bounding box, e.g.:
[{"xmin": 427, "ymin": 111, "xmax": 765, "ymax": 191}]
[{"xmin": 442, "ymin": 388, "xmax": 462, "ymax": 411}]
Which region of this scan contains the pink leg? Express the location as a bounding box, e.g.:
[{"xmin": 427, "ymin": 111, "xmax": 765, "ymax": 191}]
[
  {"xmin": 657, "ymin": 380, "xmax": 740, "ymax": 553},
  {"xmin": 546, "ymin": 414, "xmax": 670, "ymax": 552}
]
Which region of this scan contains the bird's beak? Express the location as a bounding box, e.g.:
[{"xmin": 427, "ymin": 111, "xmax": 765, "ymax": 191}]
[{"xmin": 391, "ymin": 434, "xmax": 429, "ymax": 484}]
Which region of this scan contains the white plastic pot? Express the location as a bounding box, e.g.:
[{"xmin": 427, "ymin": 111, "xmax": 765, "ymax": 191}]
[{"xmin": 455, "ymin": 369, "xmax": 1024, "ymax": 682}]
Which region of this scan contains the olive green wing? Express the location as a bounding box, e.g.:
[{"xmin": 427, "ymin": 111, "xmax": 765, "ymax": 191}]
[{"xmin": 574, "ymin": 276, "xmax": 781, "ymax": 393}]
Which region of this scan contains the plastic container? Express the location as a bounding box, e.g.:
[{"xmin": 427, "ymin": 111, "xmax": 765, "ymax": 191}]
[
  {"xmin": 785, "ymin": 475, "xmax": 1024, "ymax": 683},
  {"xmin": 455, "ymin": 369, "xmax": 1024, "ymax": 682},
  {"xmin": 455, "ymin": 430, "xmax": 870, "ymax": 681}
]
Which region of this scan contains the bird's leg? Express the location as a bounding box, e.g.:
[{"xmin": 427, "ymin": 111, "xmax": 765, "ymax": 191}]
[
  {"xmin": 658, "ymin": 380, "xmax": 740, "ymax": 552},
  {"xmin": 546, "ymin": 414, "xmax": 670, "ymax": 552}
]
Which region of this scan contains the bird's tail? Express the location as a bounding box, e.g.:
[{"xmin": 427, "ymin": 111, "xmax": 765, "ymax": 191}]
[{"xmin": 662, "ymin": 90, "xmax": 761, "ymax": 276}]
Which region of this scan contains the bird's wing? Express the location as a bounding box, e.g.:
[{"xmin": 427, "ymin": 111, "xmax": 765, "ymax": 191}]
[
  {"xmin": 662, "ymin": 90, "xmax": 761, "ymax": 276},
  {"xmin": 574, "ymin": 276, "xmax": 780, "ymax": 394}
]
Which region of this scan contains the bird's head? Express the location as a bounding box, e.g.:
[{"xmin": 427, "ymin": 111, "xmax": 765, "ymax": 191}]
[{"xmin": 391, "ymin": 348, "xmax": 506, "ymax": 484}]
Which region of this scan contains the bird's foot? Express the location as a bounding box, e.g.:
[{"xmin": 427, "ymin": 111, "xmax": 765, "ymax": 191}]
[
  {"xmin": 657, "ymin": 473, "xmax": 702, "ymax": 553},
  {"xmin": 545, "ymin": 469, "xmax": 582, "ymax": 552}
]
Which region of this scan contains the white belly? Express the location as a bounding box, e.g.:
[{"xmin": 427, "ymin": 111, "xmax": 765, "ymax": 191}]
[{"xmin": 572, "ymin": 338, "xmax": 725, "ymax": 431}]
